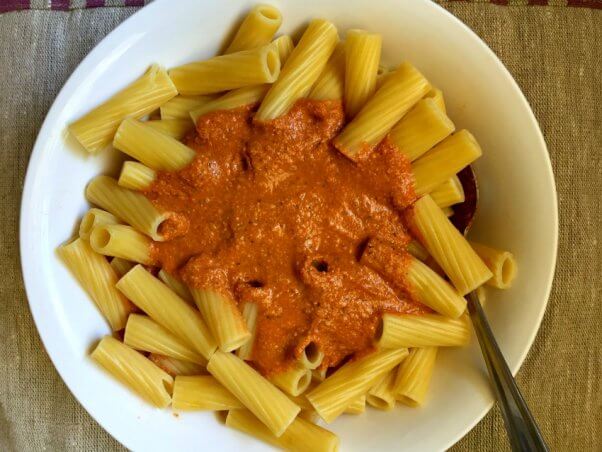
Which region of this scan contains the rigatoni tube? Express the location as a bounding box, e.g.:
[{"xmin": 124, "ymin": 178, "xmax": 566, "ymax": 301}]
[
  {"xmin": 226, "ymin": 409, "xmax": 339, "ymax": 452},
  {"xmin": 256, "ymin": 19, "xmax": 339, "ymax": 120},
  {"xmin": 160, "ymin": 95, "xmax": 214, "ymax": 120},
  {"xmin": 411, "ymin": 130, "xmax": 482, "ymax": 196},
  {"xmin": 298, "ymin": 341, "xmax": 324, "ymax": 370},
  {"xmin": 270, "ymin": 363, "xmax": 312, "ymax": 397},
  {"xmin": 170, "ymin": 45, "xmax": 280, "ymax": 95},
  {"xmin": 408, "ymin": 195, "xmax": 492, "ymax": 294},
  {"xmin": 377, "ymin": 313, "xmax": 470, "ymax": 348},
  {"xmin": 388, "ymin": 98, "xmax": 455, "ymax": 162},
  {"xmin": 124, "ymin": 314, "xmax": 207, "ymax": 365},
  {"xmin": 236, "ymin": 302, "xmax": 259, "ymax": 360},
  {"xmin": 424, "ymin": 86, "xmax": 446, "ymax": 113},
  {"xmin": 68, "ymin": 65, "xmax": 177, "ymax": 153},
  {"xmin": 86, "ymin": 176, "xmax": 171, "ymax": 241},
  {"xmin": 361, "ymin": 238, "xmax": 466, "ymax": 318},
  {"xmin": 145, "ymin": 118, "xmax": 193, "ymax": 140},
  {"xmin": 430, "ymin": 175, "xmax": 465, "ymax": 208},
  {"xmin": 366, "ymin": 368, "xmax": 398, "ymax": 411},
  {"xmin": 91, "ymin": 336, "xmax": 173, "ymax": 408},
  {"xmin": 118, "ymin": 161, "xmax": 157, "ymax": 191},
  {"xmin": 470, "ymin": 242, "xmax": 518, "ymax": 289},
  {"xmin": 308, "ymin": 42, "xmax": 345, "ymax": 101},
  {"xmin": 113, "ymin": 118, "xmax": 196, "ymax": 171},
  {"xmin": 173, "ymin": 375, "xmax": 242, "ymax": 411},
  {"xmin": 90, "ymin": 224, "xmax": 153, "ymax": 265},
  {"xmin": 149, "ymin": 354, "xmax": 206, "ymax": 377},
  {"xmin": 344, "ymin": 29, "xmax": 382, "ymax": 118},
  {"xmin": 271, "ymin": 35, "xmax": 294, "ymax": 64},
  {"xmin": 190, "ymin": 85, "xmax": 270, "ymax": 123},
  {"xmin": 57, "ymin": 238, "xmax": 132, "ymax": 331},
  {"xmin": 207, "ymin": 351, "xmax": 300, "ymax": 436},
  {"xmin": 225, "ymin": 4, "xmax": 282, "ymax": 54},
  {"xmin": 116, "ymin": 265, "xmax": 217, "ymax": 360},
  {"xmin": 334, "ymin": 62, "xmax": 431, "ymax": 160},
  {"xmin": 79, "ymin": 208, "xmax": 119, "ymax": 240},
  {"xmin": 191, "ymin": 289, "xmax": 250, "ymax": 353},
  {"xmin": 307, "ymin": 348, "xmax": 408, "ymax": 423},
  {"xmin": 393, "ymin": 347, "xmax": 438, "ymax": 406}
]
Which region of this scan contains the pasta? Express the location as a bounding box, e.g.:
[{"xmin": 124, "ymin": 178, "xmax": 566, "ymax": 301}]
[
  {"xmin": 344, "ymin": 29, "xmax": 381, "ymax": 118},
  {"xmin": 393, "ymin": 347, "xmax": 438, "ymax": 406},
  {"xmin": 109, "ymin": 257, "xmax": 134, "ymax": 278},
  {"xmin": 411, "ymin": 130, "xmax": 482, "ymax": 196},
  {"xmin": 388, "ymin": 98, "xmax": 455, "ymax": 162},
  {"xmin": 78, "ymin": 208, "xmax": 119, "ymax": 241},
  {"xmin": 58, "ymin": 8, "xmax": 521, "ymax": 449},
  {"xmin": 157, "ymin": 269, "xmax": 194, "ymax": 305},
  {"xmin": 124, "ymin": 314, "xmax": 207, "ymax": 365},
  {"xmin": 68, "ymin": 65, "xmax": 177, "ymax": 153},
  {"xmin": 116, "ymin": 265, "xmax": 217, "ymax": 360},
  {"xmin": 91, "ymin": 336, "xmax": 173, "ymax": 408},
  {"xmin": 377, "ymin": 313, "xmax": 471, "ymax": 348},
  {"xmin": 408, "ymin": 195, "xmax": 492, "ymax": 294},
  {"xmin": 149, "ymin": 354, "xmax": 206, "ymax": 377},
  {"xmin": 272, "ymin": 35, "xmax": 294, "ymax": 64},
  {"xmin": 226, "ymin": 409, "xmax": 339, "ymax": 452},
  {"xmin": 89, "ymin": 224, "xmax": 153, "ymax": 265},
  {"xmin": 113, "ymin": 118, "xmax": 196, "ymax": 171},
  {"xmin": 470, "ymin": 242, "xmax": 518, "ymax": 289},
  {"xmin": 361, "ymin": 238, "xmax": 466, "ymax": 318},
  {"xmin": 366, "ymin": 368, "xmax": 398, "ymax": 411},
  {"xmin": 256, "ymin": 19, "xmax": 339, "ymax": 120},
  {"xmin": 334, "ymin": 62, "xmax": 431, "ymax": 160},
  {"xmin": 57, "ymin": 238, "xmax": 132, "ymax": 331},
  {"xmin": 145, "ymin": 118, "xmax": 193, "ymax": 140},
  {"xmin": 270, "ymin": 363, "xmax": 312, "ymax": 397},
  {"xmin": 86, "ymin": 175, "xmax": 171, "ymax": 241},
  {"xmin": 207, "ymin": 350, "xmax": 300, "ymax": 436},
  {"xmin": 190, "ymin": 289, "xmax": 250, "ymax": 353},
  {"xmin": 307, "ymin": 348, "xmax": 408, "ymax": 423},
  {"xmin": 173, "ymin": 375, "xmax": 242, "ymax": 411},
  {"xmin": 430, "ymin": 175, "xmax": 465, "ymax": 208},
  {"xmin": 236, "ymin": 302, "xmax": 258, "ymax": 360},
  {"xmin": 118, "ymin": 161, "xmax": 156, "ymax": 191},
  {"xmin": 190, "ymin": 85, "xmax": 270, "ymax": 123},
  {"xmin": 169, "ymin": 45, "xmax": 280, "ymax": 95},
  {"xmin": 160, "ymin": 95, "xmax": 214, "ymax": 120},
  {"xmin": 308, "ymin": 42, "xmax": 345, "ymax": 101},
  {"xmin": 225, "ymin": 5, "xmax": 282, "ymax": 54}
]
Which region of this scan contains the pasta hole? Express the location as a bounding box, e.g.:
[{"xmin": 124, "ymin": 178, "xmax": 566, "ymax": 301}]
[
  {"xmin": 266, "ymin": 50, "xmax": 279, "ymax": 78},
  {"xmin": 90, "ymin": 228, "xmax": 111, "ymax": 249},
  {"xmin": 311, "ymin": 260, "xmax": 328, "ymax": 273},
  {"xmin": 257, "ymin": 6, "xmax": 280, "ymax": 21},
  {"xmin": 303, "ymin": 342, "xmax": 320, "ymax": 364},
  {"xmin": 375, "ymin": 318, "xmax": 384, "ymax": 342},
  {"xmin": 295, "ymin": 370, "xmax": 312, "ymax": 395},
  {"xmin": 248, "ymin": 280, "xmax": 264, "ymax": 288},
  {"xmin": 500, "ymin": 255, "xmax": 517, "ymax": 287}
]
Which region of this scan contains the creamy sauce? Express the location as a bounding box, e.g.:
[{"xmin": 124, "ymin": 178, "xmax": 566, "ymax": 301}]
[{"xmin": 145, "ymin": 99, "xmax": 426, "ymax": 375}]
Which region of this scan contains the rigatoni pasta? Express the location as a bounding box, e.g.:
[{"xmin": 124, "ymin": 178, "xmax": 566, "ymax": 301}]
[
  {"xmin": 58, "ymin": 7, "xmax": 521, "ymax": 450},
  {"xmin": 91, "ymin": 336, "xmax": 173, "ymax": 408},
  {"xmin": 334, "ymin": 62, "xmax": 431, "ymax": 160},
  {"xmin": 68, "ymin": 65, "xmax": 177, "ymax": 153},
  {"xmin": 256, "ymin": 19, "xmax": 339, "ymax": 120},
  {"xmin": 169, "ymin": 45, "xmax": 280, "ymax": 95},
  {"xmin": 344, "ymin": 29, "xmax": 381, "ymax": 118},
  {"xmin": 57, "ymin": 238, "xmax": 132, "ymax": 331}
]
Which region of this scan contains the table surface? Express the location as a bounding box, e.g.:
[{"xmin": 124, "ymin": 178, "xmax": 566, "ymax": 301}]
[{"xmin": 0, "ymin": 1, "xmax": 600, "ymax": 451}]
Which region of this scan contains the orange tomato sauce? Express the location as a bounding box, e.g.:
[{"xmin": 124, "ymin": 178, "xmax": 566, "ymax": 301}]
[{"xmin": 145, "ymin": 99, "xmax": 427, "ymax": 376}]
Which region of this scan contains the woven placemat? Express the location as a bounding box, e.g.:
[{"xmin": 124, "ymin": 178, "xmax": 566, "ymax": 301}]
[{"xmin": 0, "ymin": 2, "xmax": 600, "ymax": 451}]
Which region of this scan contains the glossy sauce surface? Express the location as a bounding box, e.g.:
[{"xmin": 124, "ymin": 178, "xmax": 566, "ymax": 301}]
[{"xmin": 146, "ymin": 100, "xmax": 426, "ymax": 375}]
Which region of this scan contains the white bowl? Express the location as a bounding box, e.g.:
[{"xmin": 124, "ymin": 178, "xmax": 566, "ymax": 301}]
[{"xmin": 20, "ymin": 0, "xmax": 558, "ymax": 450}]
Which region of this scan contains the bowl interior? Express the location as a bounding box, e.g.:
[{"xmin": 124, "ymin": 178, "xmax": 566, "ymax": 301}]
[{"xmin": 20, "ymin": 0, "xmax": 557, "ymax": 450}]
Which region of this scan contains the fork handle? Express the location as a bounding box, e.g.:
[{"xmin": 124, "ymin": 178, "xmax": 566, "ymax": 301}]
[{"xmin": 466, "ymin": 291, "xmax": 549, "ymax": 452}]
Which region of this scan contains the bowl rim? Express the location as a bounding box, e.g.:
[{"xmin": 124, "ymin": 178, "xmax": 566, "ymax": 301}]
[{"xmin": 19, "ymin": 0, "xmax": 558, "ymax": 450}]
